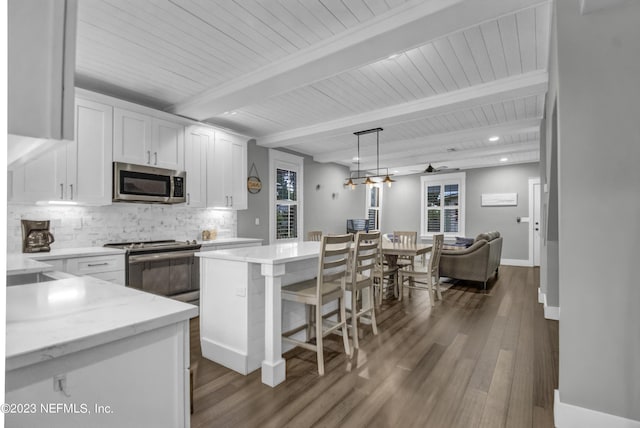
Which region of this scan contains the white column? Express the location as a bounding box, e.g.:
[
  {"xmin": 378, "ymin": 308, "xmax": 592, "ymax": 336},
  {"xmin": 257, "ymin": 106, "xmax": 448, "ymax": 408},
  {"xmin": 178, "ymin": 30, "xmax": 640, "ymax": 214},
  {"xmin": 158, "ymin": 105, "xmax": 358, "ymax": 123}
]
[{"xmin": 261, "ymin": 263, "xmax": 286, "ymax": 387}]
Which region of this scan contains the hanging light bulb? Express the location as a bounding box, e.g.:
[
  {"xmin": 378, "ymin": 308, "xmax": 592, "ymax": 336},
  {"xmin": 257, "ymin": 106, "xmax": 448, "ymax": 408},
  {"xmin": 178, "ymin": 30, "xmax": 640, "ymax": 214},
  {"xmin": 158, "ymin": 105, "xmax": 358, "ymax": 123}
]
[
  {"xmin": 345, "ymin": 177, "xmax": 355, "ymax": 189},
  {"xmin": 364, "ymin": 176, "xmax": 375, "ymax": 187}
]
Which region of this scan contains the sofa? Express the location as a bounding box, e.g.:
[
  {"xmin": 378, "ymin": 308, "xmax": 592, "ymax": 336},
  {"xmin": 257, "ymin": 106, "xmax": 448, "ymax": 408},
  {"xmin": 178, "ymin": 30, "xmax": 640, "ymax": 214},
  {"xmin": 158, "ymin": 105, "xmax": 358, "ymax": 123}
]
[{"xmin": 439, "ymin": 231, "xmax": 503, "ymax": 289}]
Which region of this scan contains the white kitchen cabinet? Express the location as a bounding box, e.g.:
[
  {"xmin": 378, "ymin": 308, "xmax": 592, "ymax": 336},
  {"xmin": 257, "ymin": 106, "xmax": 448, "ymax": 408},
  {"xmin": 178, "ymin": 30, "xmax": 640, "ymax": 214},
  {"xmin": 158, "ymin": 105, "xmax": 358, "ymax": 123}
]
[
  {"xmin": 65, "ymin": 254, "xmax": 125, "ymax": 285},
  {"xmin": 184, "ymin": 126, "xmax": 212, "ymax": 208},
  {"xmin": 113, "ymin": 108, "xmax": 185, "ymax": 171},
  {"xmin": 207, "ymin": 132, "xmax": 247, "ymax": 210},
  {"xmin": 31, "ymin": 253, "xmax": 125, "ymax": 285},
  {"xmin": 5, "ymin": 278, "xmax": 195, "ymax": 428},
  {"xmin": 9, "ymin": 98, "xmax": 113, "ymax": 205},
  {"xmin": 8, "ymin": 0, "xmax": 77, "ymax": 141}
]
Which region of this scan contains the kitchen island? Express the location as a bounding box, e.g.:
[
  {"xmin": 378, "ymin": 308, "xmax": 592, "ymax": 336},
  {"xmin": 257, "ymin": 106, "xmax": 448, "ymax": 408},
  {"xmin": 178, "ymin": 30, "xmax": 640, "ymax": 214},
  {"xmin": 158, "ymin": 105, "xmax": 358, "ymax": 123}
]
[
  {"xmin": 197, "ymin": 241, "xmax": 324, "ymax": 387},
  {"xmin": 5, "ymin": 274, "xmax": 198, "ymax": 427}
]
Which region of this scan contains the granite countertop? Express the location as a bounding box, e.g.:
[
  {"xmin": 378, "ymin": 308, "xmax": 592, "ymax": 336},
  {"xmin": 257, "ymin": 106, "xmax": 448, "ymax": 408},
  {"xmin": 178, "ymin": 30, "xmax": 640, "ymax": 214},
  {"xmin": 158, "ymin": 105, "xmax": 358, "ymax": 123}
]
[
  {"xmin": 26, "ymin": 246, "xmax": 126, "ymax": 261},
  {"xmin": 197, "ymin": 237, "xmax": 263, "ymax": 247},
  {"xmin": 6, "ymin": 254, "xmax": 55, "ymax": 275},
  {"xmin": 196, "ymin": 241, "xmax": 320, "ymax": 265},
  {"xmin": 6, "ymin": 276, "xmax": 198, "ymax": 371}
]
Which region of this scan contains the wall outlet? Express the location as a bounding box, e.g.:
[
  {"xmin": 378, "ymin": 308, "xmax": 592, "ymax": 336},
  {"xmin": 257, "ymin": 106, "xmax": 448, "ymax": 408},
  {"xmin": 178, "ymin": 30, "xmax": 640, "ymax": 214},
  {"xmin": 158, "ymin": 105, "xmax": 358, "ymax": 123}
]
[{"xmin": 255, "ymin": 218, "xmax": 260, "ymax": 226}]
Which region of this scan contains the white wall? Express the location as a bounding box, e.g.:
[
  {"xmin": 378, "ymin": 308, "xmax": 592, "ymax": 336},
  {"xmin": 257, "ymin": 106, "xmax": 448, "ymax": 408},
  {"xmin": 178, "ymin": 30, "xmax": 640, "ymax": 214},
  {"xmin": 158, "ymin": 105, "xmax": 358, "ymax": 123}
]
[
  {"xmin": 555, "ymin": 0, "xmax": 640, "ymax": 421},
  {"xmin": 7, "ymin": 204, "xmax": 236, "ymax": 253}
]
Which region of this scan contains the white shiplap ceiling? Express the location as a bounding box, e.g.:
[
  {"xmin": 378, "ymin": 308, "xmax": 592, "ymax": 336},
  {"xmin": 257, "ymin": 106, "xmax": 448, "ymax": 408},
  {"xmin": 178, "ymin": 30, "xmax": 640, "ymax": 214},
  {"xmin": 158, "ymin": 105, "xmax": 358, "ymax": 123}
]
[{"xmin": 75, "ymin": 0, "xmax": 551, "ymax": 175}]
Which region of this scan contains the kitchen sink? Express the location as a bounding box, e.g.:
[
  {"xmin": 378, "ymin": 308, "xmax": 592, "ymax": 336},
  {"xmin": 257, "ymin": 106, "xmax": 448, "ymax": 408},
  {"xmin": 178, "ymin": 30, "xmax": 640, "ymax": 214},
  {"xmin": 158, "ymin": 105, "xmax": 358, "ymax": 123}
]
[{"xmin": 6, "ymin": 271, "xmax": 74, "ymax": 286}]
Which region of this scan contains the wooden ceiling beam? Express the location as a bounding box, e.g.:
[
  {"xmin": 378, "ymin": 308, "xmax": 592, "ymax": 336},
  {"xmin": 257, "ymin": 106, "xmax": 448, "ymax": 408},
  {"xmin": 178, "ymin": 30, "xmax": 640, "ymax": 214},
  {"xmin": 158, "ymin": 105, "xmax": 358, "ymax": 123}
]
[
  {"xmin": 258, "ymin": 70, "xmax": 547, "ymax": 148},
  {"xmin": 169, "ymin": 0, "xmax": 548, "ymax": 120}
]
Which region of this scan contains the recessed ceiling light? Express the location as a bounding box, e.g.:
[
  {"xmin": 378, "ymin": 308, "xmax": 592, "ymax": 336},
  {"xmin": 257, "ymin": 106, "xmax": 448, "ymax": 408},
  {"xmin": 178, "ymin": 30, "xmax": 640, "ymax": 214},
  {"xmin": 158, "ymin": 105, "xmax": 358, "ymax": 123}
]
[
  {"xmin": 393, "ymin": 170, "xmax": 399, "ymax": 174},
  {"xmin": 222, "ymin": 111, "xmax": 230, "ymax": 115},
  {"xmin": 230, "ymin": 111, "xmax": 237, "ymax": 116},
  {"xmin": 489, "ymin": 136, "xmax": 500, "ymax": 142},
  {"xmin": 352, "ymin": 156, "xmax": 359, "ymax": 161},
  {"xmin": 500, "ymin": 157, "xmax": 508, "ymax": 162}
]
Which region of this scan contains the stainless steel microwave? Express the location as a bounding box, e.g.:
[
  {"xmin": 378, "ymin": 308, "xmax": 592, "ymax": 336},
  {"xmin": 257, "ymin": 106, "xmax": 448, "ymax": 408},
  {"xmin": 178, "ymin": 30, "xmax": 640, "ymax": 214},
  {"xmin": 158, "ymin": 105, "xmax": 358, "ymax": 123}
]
[{"xmin": 113, "ymin": 162, "xmax": 186, "ymax": 204}]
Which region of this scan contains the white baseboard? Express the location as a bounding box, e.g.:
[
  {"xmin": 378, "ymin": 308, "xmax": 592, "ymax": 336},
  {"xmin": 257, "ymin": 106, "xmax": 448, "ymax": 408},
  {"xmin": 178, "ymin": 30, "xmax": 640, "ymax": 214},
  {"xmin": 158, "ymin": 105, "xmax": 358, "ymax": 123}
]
[
  {"xmin": 555, "ymin": 390, "xmax": 640, "ymax": 427},
  {"xmin": 538, "ymin": 288, "xmax": 560, "ymax": 320},
  {"xmin": 544, "ymin": 304, "xmax": 560, "ymax": 320},
  {"xmin": 501, "ymin": 258, "xmax": 532, "ymax": 267},
  {"xmin": 200, "ymin": 337, "xmax": 258, "ymax": 375}
]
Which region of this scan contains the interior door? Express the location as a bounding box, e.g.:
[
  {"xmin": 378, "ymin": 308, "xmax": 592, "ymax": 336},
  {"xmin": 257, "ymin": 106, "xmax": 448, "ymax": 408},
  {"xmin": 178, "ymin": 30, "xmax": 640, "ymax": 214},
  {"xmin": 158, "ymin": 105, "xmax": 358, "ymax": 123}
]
[{"xmin": 533, "ymin": 182, "xmax": 541, "ymax": 266}]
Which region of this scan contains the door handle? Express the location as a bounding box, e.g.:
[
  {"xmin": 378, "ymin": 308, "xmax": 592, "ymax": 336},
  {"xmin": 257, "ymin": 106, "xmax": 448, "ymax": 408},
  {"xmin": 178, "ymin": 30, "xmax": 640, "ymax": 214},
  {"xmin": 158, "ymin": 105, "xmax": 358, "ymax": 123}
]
[
  {"xmin": 147, "ymin": 150, "xmax": 151, "ymax": 164},
  {"xmin": 535, "ymin": 228, "xmax": 539, "ymax": 231},
  {"xmin": 187, "ymin": 193, "xmax": 190, "ymax": 205},
  {"xmin": 60, "ymin": 183, "xmax": 64, "ymax": 199},
  {"xmin": 154, "ymin": 152, "xmax": 158, "ymax": 165},
  {"xmin": 69, "ymin": 184, "xmax": 73, "ymax": 200},
  {"xmin": 230, "ymin": 196, "xmax": 233, "ymax": 207},
  {"xmin": 226, "ymin": 196, "xmax": 229, "ymax": 206}
]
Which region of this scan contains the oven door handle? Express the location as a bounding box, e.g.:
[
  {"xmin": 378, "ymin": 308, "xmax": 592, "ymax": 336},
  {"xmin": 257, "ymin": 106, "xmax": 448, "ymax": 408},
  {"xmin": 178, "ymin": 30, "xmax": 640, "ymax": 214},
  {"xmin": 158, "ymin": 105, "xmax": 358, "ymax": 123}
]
[{"xmin": 128, "ymin": 251, "xmax": 196, "ymax": 264}]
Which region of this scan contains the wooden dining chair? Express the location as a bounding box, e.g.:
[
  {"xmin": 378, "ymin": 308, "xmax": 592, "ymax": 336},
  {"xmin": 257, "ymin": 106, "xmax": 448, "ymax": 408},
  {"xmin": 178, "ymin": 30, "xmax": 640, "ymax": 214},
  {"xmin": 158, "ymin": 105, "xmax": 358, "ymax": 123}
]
[
  {"xmin": 398, "ymin": 234, "xmax": 444, "ymax": 306},
  {"xmin": 393, "ymin": 231, "xmax": 418, "ymax": 268},
  {"xmin": 346, "ymin": 231, "xmax": 380, "ymax": 349},
  {"xmin": 307, "ymin": 230, "xmax": 322, "ymax": 241},
  {"xmin": 373, "ymin": 254, "xmax": 398, "ymax": 305},
  {"xmin": 281, "ymin": 234, "xmax": 352, "ymax": 375}
]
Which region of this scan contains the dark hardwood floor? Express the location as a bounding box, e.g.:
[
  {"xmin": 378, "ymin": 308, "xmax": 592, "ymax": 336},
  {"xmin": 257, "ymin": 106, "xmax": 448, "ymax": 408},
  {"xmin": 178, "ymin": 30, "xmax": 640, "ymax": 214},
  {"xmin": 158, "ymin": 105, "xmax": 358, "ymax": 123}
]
[{"xmin": 190, "ymin": 266, "xmax": 558, "ymax": 428}]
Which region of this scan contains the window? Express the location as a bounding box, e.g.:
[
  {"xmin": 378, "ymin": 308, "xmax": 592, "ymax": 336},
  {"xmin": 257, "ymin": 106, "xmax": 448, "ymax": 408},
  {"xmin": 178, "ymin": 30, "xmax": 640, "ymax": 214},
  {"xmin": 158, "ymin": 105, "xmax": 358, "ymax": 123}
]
[
  {"xmin": 269, "ymin": 150, "xmax": 304, "ymax": 243},
  {"xmin": 420, "ymin": 172, "xmax": 465, "ymax": 238},
  {"xmin": 366, "ymin": 184, "xmax": 382, "ymax": 231}
]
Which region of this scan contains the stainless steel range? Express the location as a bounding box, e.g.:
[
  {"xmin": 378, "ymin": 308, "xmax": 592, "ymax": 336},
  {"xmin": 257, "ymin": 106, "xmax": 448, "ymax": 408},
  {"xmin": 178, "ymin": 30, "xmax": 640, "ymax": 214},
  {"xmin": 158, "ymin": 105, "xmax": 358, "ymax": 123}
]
[{"xmin": 104, "ymin": 240, "xmax": 201, "ymax": 304}]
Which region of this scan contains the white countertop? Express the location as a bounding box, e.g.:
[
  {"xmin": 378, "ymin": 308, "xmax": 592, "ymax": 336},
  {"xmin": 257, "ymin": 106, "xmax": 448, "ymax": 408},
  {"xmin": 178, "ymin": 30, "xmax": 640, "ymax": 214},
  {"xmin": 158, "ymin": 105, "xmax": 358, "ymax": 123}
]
[
  {"xmin": 197, "ymin": 237, "xmax": 263, "ymax": 247},
  {"xmin": 26, "ymin": 246, "xmax": 126, "ymax": 261},
  {"xmin": 5, "ymin": 276, "xmax": 198, "ymax": 371},
  {"xmin": 196, "ymin": 241, "xmax": 320, "ymax": 264},
  {"xmin": 6, "ymin": 254, "xmax": 55, "ymax": 275}
]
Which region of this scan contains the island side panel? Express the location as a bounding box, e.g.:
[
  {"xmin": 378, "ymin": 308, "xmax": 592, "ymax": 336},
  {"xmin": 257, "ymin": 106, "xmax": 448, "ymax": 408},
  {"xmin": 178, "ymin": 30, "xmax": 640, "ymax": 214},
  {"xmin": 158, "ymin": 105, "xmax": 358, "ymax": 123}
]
[
  {"xmin": 200, "ymin": 258, "xmax": 253, "ymax": 374},
  {"xmin": 200, "ymin": 256, "xmax": 337, "ymax": 377},
  {"xmin": 5, "ymin": 322, "xmax": 189, "ymax": 428}
]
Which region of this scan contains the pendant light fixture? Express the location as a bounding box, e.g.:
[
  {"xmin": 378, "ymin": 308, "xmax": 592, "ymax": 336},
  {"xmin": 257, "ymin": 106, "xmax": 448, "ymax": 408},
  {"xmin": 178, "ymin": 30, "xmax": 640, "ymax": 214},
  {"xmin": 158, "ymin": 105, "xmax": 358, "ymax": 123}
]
[{"xmin": 345, "ymin": 127, "xmax": 394, "ymax": 188}]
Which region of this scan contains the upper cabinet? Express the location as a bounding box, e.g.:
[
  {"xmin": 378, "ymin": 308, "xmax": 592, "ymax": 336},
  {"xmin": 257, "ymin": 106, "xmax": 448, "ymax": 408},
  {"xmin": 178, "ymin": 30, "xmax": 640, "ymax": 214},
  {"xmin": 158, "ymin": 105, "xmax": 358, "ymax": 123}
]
[
  {"xmin": 113, "ymin": 108, "xmax": 184, "ymax": 171},
  {"xmin": 184, "ymin": 126, "xmax": 212, "ymax": 208},
  {"xmin": 207, "ymin": 132, "xmax": 248, "ymax": 210},
  {"xmin": 8, "ymin": 0, "xmax": 77, "ymax": 141},
  {"xmin": 9, "ymin": 98, "xmax": 113, "ymax": 205}
]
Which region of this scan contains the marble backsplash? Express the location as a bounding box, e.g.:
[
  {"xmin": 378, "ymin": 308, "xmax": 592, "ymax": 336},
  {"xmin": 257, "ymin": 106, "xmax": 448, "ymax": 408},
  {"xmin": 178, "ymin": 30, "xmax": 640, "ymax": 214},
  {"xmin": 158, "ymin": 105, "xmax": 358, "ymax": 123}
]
[{"xmin": 7, "ymin": 204, "xmax": 236, "ymax": 253}]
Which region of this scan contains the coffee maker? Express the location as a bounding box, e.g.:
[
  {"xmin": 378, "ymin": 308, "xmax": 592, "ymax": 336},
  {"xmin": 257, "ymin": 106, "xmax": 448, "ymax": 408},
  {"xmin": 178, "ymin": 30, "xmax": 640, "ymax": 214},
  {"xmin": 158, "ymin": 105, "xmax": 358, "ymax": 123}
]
[{"xmin": 21, "ymin": 220, "xmax": 55, "ymax": 253}]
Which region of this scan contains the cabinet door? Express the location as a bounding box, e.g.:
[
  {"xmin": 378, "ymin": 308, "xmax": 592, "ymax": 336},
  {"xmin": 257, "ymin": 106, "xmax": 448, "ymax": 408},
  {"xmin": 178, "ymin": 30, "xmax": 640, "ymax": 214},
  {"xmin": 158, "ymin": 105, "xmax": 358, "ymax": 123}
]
[
  {"xmin": 113, "ymin": 108, "xmax": 152, "ymax": 165},
  {"xmin": 230, "ymin": 138, "xmax": 248, "ymax": 210},
  {"xmin": 185, "ymin": 126, "xmax": 211, "ymax": 208},
  {"xmin": 9, "ymin": 142, "xmax": 67, "ymax": 203},
  {"xmin": 71, "ymin": 98, "xmax": 113, "ymax": 205},
  {"xmin": 206, "ymin": 133, "xmax": 231, "ymax": 208},
  {"xmin": 8, "ymin": 0, "xmax": 76, "ymax": 141},
  {"xmin": 152, "ymin": 118, "xmax": 184, "ymax": 170}
]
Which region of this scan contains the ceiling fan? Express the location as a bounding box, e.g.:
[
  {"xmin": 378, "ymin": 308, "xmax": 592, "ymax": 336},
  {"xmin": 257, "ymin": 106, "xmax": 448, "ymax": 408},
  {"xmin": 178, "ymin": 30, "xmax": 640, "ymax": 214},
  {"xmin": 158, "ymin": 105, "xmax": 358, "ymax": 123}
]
[{"xmin": 423, "ymin": 163, "xmax": 459, "ymax": 173}]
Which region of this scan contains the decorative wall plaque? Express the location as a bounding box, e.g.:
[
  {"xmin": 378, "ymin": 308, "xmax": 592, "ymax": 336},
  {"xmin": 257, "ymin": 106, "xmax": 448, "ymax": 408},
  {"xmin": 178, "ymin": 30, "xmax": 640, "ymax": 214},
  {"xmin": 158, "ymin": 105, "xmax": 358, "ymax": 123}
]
[{"xmin": 247, "ymin": 162, "xmax": 262, "ymax": 194}]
